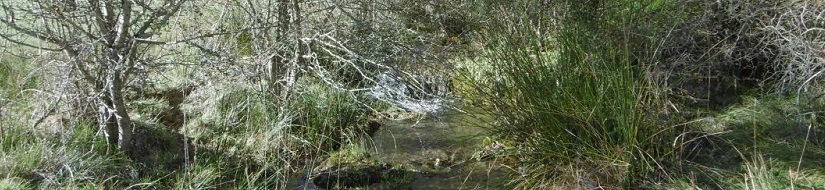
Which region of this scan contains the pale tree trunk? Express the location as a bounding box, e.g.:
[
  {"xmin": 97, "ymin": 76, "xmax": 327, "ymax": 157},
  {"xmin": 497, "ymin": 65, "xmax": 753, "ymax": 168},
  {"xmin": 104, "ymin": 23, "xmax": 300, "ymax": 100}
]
[
  {"xmin": 104, "ymin": 61, "xmax": 134, "ymax": 153},
  {"xmin": 268, "ymin": 0, "xmax": 289, "ymax": 102},
  {"xmin": 271, "ymin": 0, "xmax": 304, "ymax": 109},
  {"xmin": 100, "ymin": 0, "xmax": 136, "ymax": 153},
  {"xmin": 282, "ymin": 0, "xmax": 303, "ymax": 103}
]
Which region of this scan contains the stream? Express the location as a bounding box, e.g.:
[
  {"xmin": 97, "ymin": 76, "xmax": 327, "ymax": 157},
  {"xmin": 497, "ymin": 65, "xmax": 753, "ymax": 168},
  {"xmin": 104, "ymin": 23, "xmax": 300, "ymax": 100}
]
[
  {"xmin": 292, "ymin": 111, "xmax": 510, "ymax": 190},
  {"xmin": 366, "ymin": 113, "xmax": 509, "ymax": 189},
  {"xmin": 294, "ymin": 72, "xmax": 510, "ymax": 189}
]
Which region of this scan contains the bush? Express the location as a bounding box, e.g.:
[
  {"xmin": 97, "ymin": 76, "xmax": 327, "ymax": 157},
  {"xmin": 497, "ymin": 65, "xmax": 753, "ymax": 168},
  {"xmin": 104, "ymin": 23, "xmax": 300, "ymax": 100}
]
[{"xmin": 662, "ymin": 0, "xmax": 825, "ymax": 104}]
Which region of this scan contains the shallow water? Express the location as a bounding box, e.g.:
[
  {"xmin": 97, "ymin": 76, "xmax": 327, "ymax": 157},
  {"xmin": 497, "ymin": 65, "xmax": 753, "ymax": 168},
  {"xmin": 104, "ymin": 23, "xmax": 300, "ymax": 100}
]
[
  {"xmin": 289, "ymin": 111, "xmax": 509, "ymax": 190},
  {"xmin": 368, "ymin": 112, "xmax": 509, "ymax": 189}
]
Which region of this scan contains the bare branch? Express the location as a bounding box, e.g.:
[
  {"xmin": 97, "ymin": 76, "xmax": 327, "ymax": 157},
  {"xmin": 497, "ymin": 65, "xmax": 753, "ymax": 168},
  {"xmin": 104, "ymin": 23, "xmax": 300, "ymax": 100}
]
[
  {"xmin": 0, "ymin": 33, "xmax": 64, "ymax": 51},
  {"xmin": 0, "ymin": 18, "xmax": 68, "ymax": 47},
  {"xmin": 133, "ymin": 0, "xmax": 169, "ymax": 37},
  {"xmin": 88, "ymin": 0, "xmax": 109, "ymax": 37},
  {"xmin": 138, "ymin": 0, "xmax": 186, "ymax": 37},
  {"xmin": 52, "ymin": 8, "xmax": 100, "ymax": 40}
]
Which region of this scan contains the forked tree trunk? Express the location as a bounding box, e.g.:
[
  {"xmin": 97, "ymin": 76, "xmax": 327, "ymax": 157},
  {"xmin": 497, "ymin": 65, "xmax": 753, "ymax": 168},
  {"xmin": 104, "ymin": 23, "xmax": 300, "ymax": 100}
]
[
  {"xmin": 100, "ymin": 0, "xmax": 136, "ymax": 154},
  {"xmin": 104, "ymin": 64, "xmax": 134, "ymax": 153}
]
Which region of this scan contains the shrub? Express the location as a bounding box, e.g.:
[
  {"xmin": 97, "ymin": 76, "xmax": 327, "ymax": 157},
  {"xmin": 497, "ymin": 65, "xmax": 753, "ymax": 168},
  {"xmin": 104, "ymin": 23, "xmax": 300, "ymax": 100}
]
[{"xmin": 662, "ymin": 0, "xmax": 825, "ymax": 104}]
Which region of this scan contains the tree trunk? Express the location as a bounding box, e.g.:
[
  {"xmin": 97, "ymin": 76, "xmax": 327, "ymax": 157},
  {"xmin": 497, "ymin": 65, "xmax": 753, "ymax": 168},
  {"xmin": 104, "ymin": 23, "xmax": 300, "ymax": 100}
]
[
  {"xmin": 271, "ymin": 0, "xmax": 303, "ymax": 109},
  {"xmin": 100, "ymin": 0, "xmax": 136, "ymax": 154},
  {"xmin": 269, "ymin": 0, "xmax": 291, "ymax": 101},
  {"xmin": 107, "ymin": 67, "xmax": 133, "ymax": 153}
]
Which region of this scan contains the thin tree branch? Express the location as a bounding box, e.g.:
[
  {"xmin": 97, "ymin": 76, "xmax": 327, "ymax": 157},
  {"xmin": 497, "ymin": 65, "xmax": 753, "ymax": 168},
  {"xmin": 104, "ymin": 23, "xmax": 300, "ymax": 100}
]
[
  {"xmin": 0, "ymin": 20, "xmax": 69, "ymax": 47},
  {"xmin": 52, "ymin": 8, "xmax": 100, "ymax": 40},
  {"xmin": 88, "ymin": 0, "xmax": 110, "ymax": 37},
  {"xmin": 0, "ymin": 34, "xmax": 64, "ymax": 51}
]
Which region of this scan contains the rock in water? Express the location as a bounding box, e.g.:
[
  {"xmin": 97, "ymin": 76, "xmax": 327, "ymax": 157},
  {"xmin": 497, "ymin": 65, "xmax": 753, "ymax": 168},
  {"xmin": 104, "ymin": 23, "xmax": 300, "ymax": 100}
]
[{"xmin": 294, "ymin": 173, "xmax": 326, "ymax": 190}]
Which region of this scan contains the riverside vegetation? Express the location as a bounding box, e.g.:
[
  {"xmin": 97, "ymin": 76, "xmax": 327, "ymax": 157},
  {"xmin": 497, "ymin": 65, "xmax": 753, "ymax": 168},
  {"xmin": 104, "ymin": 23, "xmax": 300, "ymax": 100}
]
[{"xmin": 2, "ymin": 0, "xmax": 825, "ymax": 189}]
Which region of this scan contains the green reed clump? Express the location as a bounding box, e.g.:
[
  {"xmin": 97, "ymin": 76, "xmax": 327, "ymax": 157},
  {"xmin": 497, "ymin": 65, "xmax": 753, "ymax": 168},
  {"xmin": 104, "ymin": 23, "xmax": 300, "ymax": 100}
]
[{"xmin": 467, "ymin": 0, "xmax": 683, "ymax": 187}]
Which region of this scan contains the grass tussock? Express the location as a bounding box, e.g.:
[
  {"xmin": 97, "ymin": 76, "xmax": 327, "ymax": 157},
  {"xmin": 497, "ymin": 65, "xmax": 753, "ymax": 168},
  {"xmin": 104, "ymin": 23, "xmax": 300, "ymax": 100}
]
[
  {"xmin": 456, "ymin": 0, "xmax": 825, "ymax": 188},
  {"xmin": 1, "ymin": 120, "xmax": 133, "ymax": 189},
  {"xmin": 460, "ymin": 0, "xmax": 682, "ymax": 188}
]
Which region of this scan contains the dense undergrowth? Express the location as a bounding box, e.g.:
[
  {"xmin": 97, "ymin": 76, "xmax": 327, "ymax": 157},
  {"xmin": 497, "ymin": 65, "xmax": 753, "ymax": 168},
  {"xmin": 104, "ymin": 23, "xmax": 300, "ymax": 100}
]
[
  {"xmin": 0, "ymin": 55, "xmax": 375, "ymax": 189},
  {"xmin": 2, "ymin": 0, "xmax": 825, "ymax": 189},
  {"xmin": 456, "ymin": 0, "xmax": 825, "ymax": 189}
]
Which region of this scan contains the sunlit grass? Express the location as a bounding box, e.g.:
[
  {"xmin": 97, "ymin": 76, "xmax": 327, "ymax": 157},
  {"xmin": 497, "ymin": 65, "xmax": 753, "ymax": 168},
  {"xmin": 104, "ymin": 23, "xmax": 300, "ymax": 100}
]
[{"xmin": 666, "ymin": 95, "xmax": 825, "ymax": 189}]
